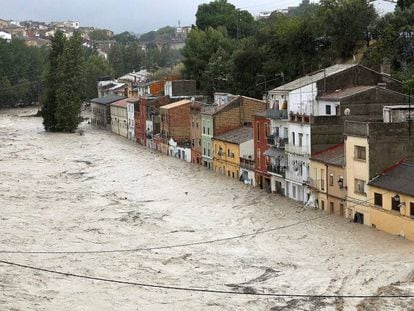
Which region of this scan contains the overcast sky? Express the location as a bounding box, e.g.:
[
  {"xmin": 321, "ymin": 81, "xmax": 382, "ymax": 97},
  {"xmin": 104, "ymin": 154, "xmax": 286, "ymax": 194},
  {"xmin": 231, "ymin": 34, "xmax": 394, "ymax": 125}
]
[{"xmin": 0, "ymin": 0, "xmax": 395, "ymax": 34}]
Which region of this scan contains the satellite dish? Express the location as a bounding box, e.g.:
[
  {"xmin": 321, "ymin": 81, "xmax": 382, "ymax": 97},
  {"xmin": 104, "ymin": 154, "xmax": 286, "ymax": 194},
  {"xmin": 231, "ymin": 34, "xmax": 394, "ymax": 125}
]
[{"xmin": 344, "ymin": 108, "xmax": 351, "ymax": 116}]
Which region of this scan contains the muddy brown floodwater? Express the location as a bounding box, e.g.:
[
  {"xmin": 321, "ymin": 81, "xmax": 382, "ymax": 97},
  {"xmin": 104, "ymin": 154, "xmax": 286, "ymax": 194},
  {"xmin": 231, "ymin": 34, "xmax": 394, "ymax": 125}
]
[{"xmin": 1, "ymin": 108, "xmax": 414, "ymax": 310}]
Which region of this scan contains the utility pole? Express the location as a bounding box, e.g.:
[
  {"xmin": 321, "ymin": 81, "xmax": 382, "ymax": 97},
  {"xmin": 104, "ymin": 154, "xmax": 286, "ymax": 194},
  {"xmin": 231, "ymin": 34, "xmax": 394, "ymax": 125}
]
[{"xmin": 236, "ymin": 8, "xmax": 241, "ymax": 42}]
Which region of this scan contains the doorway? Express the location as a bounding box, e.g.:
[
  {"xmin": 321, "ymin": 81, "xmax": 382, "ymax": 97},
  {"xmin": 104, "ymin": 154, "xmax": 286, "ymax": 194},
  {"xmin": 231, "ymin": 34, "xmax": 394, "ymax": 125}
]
[{"xmin": 354, "ymin": 212, "xmax": 364, "ymax": 224}]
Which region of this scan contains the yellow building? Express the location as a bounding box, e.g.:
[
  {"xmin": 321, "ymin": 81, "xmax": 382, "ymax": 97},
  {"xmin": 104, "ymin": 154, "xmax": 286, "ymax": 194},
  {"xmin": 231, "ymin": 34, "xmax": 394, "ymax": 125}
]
[
  {"xmin": 309, "ymin": 144, "xmax": 346, "ymax": 216},
  {"xmin": 110, "ymin": 99, "xmax": 129, "ymax": 138},
  {"xmin": 368, "ymin": 161, "xmax": 414, "ymax": 241},
  {"xmin": 345, "ymin": 134, "xmax": 371, "ymax": 224},
  {"xmin": 212, "ymin": 127, "xmax": 253, "ymax": 180}
]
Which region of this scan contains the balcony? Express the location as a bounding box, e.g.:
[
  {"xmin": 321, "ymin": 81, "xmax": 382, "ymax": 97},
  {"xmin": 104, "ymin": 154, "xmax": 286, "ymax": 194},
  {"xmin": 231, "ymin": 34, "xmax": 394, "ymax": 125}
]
[
  {"xmin": 307, "ymin": 177, "xmax": 318, "ymax": 189},
  {"xmin": 240, "ymin": 158, "xmax": 255, "ymax": 170},
  {"xmin": 285, "ymin": 144, "xmax": 310, "ymax": 156},
  {"xmin": 267, "ymin": 164, "xmax": 286, "ymax": 178},
  {"xmin": 267, "ymin": 135, "xmax": 288, "ymax": 149},
  {"xmin": 289, "ymin": 112, "xmax": 314, "ymax": 124}
]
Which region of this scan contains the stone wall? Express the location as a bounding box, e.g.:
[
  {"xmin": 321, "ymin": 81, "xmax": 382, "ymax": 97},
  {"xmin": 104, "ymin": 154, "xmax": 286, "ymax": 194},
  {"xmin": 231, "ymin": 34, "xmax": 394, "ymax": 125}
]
[
  {"xmin": 368, "ymin": 122, "xmax": 414, "ymax": 178},
  {"xmin": 317, "ymin": 66, "xmax": 402, "ymax": 96},
  {"xmin": 311, "ymin": 116, "xmax": 344, "ymax": 155}
]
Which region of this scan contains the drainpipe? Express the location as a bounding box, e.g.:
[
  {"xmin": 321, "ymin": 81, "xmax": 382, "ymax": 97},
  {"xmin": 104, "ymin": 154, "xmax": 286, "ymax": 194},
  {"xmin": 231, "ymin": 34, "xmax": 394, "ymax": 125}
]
[{"xmin": 325, "ymin": 163, "xmax": 329, "ymax": 209}]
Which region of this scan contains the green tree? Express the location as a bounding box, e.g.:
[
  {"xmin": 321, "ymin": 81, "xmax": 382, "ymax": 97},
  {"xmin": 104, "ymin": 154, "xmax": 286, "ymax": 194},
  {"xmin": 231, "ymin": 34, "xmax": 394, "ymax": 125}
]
[
  {"xmin": 182, "ymin": 27, "xmax": 234, "ymax": 89},
  {"xmin": 41, "ymin": 31, "xmax": 66, "ymax": 131},
  {"xmin": 320, "ymin": 0, "xmax": 377, "ymax": 58},
  {"xmin": 89, "ymin": 29, "xmax": 112, "ymax": 41},
  {"xmin": 397, "ymin": 0, "xmax": 414, "ymax": 10},
  {"xmin": 84, "ymin": 54, "xmax": 113, "ymax": 99},
  {"xmin": 124, "ymin": 42, "xmax": 144, "ymax": 72},
  {"xmin": 113, "ymin": 32, "xmax": 138, "ymax": 45},
  {"xmin": 108, "ymin": 43, "xmax": 125, "ymax": 77},
  {"xmin": 55, "ymin": 32, "xmax": 84, "ymax": 132},
  {"xmin": 196, "ymin": 0, "xmax": 255, "ymax": 39},
  {"xmin": 0, "ymin": 76, "xmax": 14, "ymax": 106},
  {"xmin": 0, "ymin": 38, "xmax": 47, "ymax": 108}
]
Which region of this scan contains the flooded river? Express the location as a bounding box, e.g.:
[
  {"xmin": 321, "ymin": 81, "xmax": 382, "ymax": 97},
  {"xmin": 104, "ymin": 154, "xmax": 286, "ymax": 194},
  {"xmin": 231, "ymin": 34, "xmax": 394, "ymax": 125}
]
[{"xmin": 1, "ymin": 108, "xmax": 414, "ymax": 310}]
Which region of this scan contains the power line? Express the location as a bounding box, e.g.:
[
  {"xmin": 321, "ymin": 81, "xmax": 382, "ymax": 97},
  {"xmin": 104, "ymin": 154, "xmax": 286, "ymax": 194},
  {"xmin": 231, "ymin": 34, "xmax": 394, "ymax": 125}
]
[
  {"xmin": 0, "ymin": 259, "xmax": 413, "ymax": 299},
  {"xmin": 0, "ymin": 215, "xmax": 328, "ymax": 255},
  {"xmin": 0, "ymin": 191, "xmax": 392, "ymax": 255}
]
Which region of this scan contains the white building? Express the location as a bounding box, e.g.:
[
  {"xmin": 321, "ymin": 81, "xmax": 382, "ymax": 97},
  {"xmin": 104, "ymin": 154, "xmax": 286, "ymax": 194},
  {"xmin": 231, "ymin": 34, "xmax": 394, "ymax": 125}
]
[
  {"xmin": 239, "ymin": 137, "xmax": 255, "ymax": 186},
  {"xmin": 268, "ymin": 64, "xmax": 358, "ymax": 203},
  {"xmin": 0, "ymin": 31, "xmax": 12, "ymax": 42},
  {"xmin": 168, "ymin": 138, "xmax": 191, "ymax": 162},
  {"xmin": 127, "ymin": 99, "xmax": 137, "ymax": 142},
  {"xmin": 261, "ymin": 109, "xmax": 289, "ymax": 196}
]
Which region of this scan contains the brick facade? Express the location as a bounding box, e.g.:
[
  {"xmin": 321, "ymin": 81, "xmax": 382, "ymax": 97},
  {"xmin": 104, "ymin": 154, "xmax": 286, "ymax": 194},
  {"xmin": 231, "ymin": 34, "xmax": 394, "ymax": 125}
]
[
  {"xmin": 190, "ymin": 102, "xmax": 202, "ymax": 165},
  {"xmin": 254, "ymin": 114, "xmax": 271, "ymax": 191},
  {"xmin": 134, "ymin": 96, "xmax": 170, "ymax": 146},
  {"xmin": 135, "ymin": 98, "xmax": 147, "ymax": 146},
  {"xmin": 160, "ymin": 100, "xmax": 192, "ymax": 144},
  {"xmin": 214, "ymin": 96, "xmax": 267, "ymax": 135}
]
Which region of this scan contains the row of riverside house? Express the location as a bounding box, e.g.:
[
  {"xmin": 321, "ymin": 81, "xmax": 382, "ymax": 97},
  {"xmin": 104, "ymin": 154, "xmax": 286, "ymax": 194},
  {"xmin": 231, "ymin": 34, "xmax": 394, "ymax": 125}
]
[
  {"xmin": 256, "ymin": 63, "xmax": 414, "ymax": 240},
  {"xmin": 90, "ymin": 64, "xmax": 414, "ymax": 242}
]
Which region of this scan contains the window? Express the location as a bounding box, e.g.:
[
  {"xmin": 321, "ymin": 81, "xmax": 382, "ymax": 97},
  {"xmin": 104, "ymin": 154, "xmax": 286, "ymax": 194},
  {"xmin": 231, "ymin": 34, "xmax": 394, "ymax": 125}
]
[
  {"xmin": 299, "ymin": 133, "xmax": 303, "ymax": 147},
  {"xmin": 203, "ymin": 147, "xmax": 206, "ymax": 155},
  {"xmin": 196, "ymin": 122, "xmax": 199, "ymax": 128},
  {"xmin": 265, "ymin": 123, "xmax": 269, "ymax": 137},
  {"xmin": 330, "ymin": 202, "xmax": 334, "ymax": 213},
  {"xmin": 410, "ymin": 203, "xmax": 414, "ymax": 218},
  {"xmin": 338, "ymin": 176, "xmax": 344, "ymax": 189},
  {"xmin": 208, "ymin": 127, "xmax": 210, "ymax": 135},
  {"xmin": 374, "ymin": 193, "xmax": 383, "ymax": 207},
  {"xmin": 354, "ymin": 146, "xmax": 366, "ymax": 161},
  {"xmin": 354, "ymin": 179, "xmax": 366, "ymax": 194},
  {"xmin": 232, "ymin": 172, "xmax": 235, "ymax": 178},
  {"xmin": 321, "ymin": 200, "xmax": 325, "ymax": 211},
  {"xmin": 228, "ymin": 170, "xmax": 231, "ymax": 177},
  {"xmin": 192, "ymin": 121, "xmax": 194, "ymax": 128},
  {"xmin": 274, "ymin": 127, "xmax": 279, "ymax": 137},
  {"xmin": 391, "ymin": 196, "xmax": 400, "ymax": 212},
  {"xmin": 340, "ymin": 204, "xmax": 344, "ymax": 216},
  {"xmin": 325, "ymin": 105, "xmax": 331, "ymax": 115},
  {"xmin": 329, "ymin": 174, "xmax": 334, "ymax": 187},
  {"xmin": 203, "ymin": 126, "xmax": 206, "ymax": 134},
  {"xmin": 257, "ymin": 149, "xmax": 261, "ymax": 168},
  {"xmin": 292, "ymin": 132, "xmax": 296, "ymax": 145},
  {"xmin": 256, "ymin": 122, "xmax": 260, "ymax": 141},
  {"xmin": 292, "ymin": 185, "xmax": 297, "ymax": 199}
]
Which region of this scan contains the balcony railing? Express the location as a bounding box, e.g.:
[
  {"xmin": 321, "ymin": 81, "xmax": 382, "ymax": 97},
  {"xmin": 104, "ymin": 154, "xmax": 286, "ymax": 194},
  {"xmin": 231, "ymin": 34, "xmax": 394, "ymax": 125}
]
[
  {"xmin": 240, "ymin": 158, "xmax": 255, "ymax": 170},
  {"xmin": 267, "ymin": 164, "xmax": 286, "ymax": 177},
  {"xmin": 307, "ymin": 177, "xmax": 318, "ymax": 189},
  {"xmin": 267, "ymin": 135, "xmax": 288, "ymax": 149},
  {"xmin": 289, "ymin": 112, "xmax": 313, "ymax": 124},
  {"xmin": 285, "ymin": 144, "xmax": 310, "ymax": 156}
]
